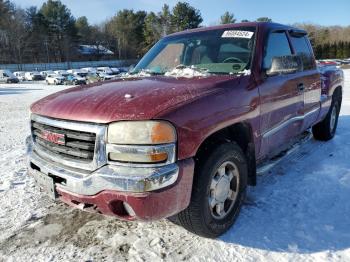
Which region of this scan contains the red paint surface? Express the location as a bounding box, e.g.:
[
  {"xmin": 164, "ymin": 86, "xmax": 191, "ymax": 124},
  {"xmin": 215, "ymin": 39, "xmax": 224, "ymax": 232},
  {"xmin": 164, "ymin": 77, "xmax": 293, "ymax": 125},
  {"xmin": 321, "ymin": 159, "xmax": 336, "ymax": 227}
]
[{"xmin": 31, "ymin": 76, "xmax": 240, "ymax": 124}]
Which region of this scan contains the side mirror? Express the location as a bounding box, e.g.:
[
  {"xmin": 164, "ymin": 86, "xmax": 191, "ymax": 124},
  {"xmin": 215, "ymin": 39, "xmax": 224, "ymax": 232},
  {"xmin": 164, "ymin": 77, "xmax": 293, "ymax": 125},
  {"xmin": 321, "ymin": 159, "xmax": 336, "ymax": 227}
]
[{"xmin": 266, "ymin": 55, "xmax": 303, "ymax": 76}]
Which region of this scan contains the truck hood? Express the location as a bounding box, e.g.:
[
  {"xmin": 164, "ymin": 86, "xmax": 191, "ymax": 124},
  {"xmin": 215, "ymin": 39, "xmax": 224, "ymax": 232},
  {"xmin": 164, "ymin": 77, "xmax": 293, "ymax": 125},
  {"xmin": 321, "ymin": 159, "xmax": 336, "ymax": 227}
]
[{"xmin": 31, "ymin": 76, "xmax": 240, "ymax": 123}]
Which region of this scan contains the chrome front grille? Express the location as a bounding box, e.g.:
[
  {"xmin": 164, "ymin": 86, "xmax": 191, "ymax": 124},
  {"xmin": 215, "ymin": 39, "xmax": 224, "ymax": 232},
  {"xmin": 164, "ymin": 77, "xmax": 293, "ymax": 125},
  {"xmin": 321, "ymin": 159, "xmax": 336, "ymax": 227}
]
[
  {"xmin": 31, "ymin": 114, "xmax": 107, "ymax": 171},
  {"xmin": 32, "ymin": 122, "xmax": 96, "ymax": 162}
]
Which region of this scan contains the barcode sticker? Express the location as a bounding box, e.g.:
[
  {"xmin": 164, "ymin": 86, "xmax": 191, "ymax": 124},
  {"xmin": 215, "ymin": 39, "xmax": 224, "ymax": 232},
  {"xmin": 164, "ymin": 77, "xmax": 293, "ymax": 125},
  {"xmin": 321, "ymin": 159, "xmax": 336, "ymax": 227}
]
[{"xmin": 222, "ymin": 30, "xmax": 254, "ymax": 39}]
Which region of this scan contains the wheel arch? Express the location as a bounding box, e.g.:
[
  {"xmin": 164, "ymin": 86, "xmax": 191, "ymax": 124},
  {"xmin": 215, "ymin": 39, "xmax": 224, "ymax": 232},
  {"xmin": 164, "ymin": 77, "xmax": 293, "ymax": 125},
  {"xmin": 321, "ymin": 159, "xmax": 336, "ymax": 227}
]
[
  {"xmin": 333, "ymin": 85, "xmax": 343, "ymax": 111},
  {"xmin": 194, "ymin": 122, "xmax": 257, "ymax": 186},
  {"xmin": 333, "ymin": 85, "xmax": 342, "ymax": 99}
]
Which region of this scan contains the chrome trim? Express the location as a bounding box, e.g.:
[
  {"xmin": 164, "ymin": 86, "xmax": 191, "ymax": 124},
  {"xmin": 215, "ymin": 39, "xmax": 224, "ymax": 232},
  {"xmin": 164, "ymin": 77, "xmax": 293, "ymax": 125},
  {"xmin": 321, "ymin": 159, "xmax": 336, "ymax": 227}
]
[
  {"xmin": 27, "ymin": 137, "xmax": 179, "ymax": 194},
  {"xmin": 106, "ymin": 143, "xmax": 176, "ymax": 167},
  {"xmin": 31, "ymin": 114, "xmax": 107, "ymax": 172},
  {"xmin": 262, "ymin": 108, "xmax": 319, "ymax": 138}
]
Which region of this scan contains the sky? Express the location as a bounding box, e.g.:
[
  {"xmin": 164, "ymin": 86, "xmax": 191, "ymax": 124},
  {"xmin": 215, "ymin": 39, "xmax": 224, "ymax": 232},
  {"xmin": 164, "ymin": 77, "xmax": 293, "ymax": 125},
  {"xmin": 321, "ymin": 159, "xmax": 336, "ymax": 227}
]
[{"xmin": 10, "ymin": 0, "xmax": 350, "ymax": 27}]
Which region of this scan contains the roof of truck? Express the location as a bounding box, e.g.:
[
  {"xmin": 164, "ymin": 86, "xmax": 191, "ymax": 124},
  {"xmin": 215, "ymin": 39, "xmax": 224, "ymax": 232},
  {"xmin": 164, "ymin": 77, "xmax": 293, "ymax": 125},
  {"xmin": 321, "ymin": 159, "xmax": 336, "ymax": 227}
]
[{"xmin": 168, "ymin": 22, "xmax": 305, "ymax": 37}]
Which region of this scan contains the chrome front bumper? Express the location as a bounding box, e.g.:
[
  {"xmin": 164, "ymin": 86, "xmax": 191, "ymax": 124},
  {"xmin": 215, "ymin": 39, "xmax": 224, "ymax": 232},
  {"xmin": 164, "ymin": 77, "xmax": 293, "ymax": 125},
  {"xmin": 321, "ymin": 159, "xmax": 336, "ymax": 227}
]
[{"xmin": 26, "ymin": 137, "xmax": 179, "ymax": 195}]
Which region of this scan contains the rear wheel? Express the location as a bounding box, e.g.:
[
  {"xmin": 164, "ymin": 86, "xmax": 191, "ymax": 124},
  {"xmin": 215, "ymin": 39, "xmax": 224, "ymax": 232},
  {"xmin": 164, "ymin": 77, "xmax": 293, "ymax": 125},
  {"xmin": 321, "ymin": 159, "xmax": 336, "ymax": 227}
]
[
  {"xmin": 312, "ymin": 95, "xmax": 340, "ymax": 141},
  {"xmin": 172, "ymin": 142, "xmax": 247, "ymax": 238}
]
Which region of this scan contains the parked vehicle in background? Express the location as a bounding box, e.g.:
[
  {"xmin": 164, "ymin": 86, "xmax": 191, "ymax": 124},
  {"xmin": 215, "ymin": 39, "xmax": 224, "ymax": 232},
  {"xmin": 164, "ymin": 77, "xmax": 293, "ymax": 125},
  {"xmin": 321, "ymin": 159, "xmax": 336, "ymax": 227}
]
[
  {"xmin": 27, "ymin": 22, "xmax": 344, "ymax": 238},
  {"xmin": 86, "ymin": 73, "xmax": 101, "ymax": 84},
  {"xmin": 119, "ymin": 67, "xmax": 129, "ymax": 73},
  {"xmin": 46, "ymin": 74, "xmax": 65, "ymax": 85},
  {"xmin": 66, "ymin": 69, "xmax": 78, "ymax": 74},
  {"xmin": 110, "ymin": 68, "xmax": 121, "ymax": 75},
  {"xmin": 81, "ymin": 67, "xmax": 97, "ymax": 74},
  {"xmin": 97, "ymin": 67, "xmax": 113, "ymax": 75},
  {"xmin": 0, "ymin": 70, "xmax": 19, "ymax": 83},
  {"xmin": 73, "ymin": 71, "xmax": 88, "ymax": 78},
  {"xmin": 66, "ymin": 69, "xmax": 88, "ymax": 78},
  {"xmin": 25, "ymin": 71, "xmax": 43, "ymax": 81},
  {"xmin": 97, "ymin": 72, "xmax": 115, "ymax": 81},
  {"xmin": 54, "ymin": 70, "xmax": 69, "ymax": 77},
  {"xmin": 64, "ymin": 74, "xmax": 87, "ymax": 85},
  {"xmin": 13, "ymin": 71, "xmax": 26, "ymax": 81},
  {"xmin": 318, "ymin": 60, "xmax": 339, "ymax": 67},
  {"xmin": 40, "ymin": 71, "xmax": 55, "ymax": 78}
]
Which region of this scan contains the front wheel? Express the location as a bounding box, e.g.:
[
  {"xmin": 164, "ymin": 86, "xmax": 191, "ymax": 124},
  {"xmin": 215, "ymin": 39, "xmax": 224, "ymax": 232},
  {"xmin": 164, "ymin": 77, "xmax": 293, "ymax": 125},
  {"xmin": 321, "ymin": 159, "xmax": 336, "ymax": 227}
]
[
  {"xmin": 173, "ymin": 142, "xmax": 248, "ymax": 238},
  {"xmin": 312, "ymin": 97, "xmax": 340, "ymax": 141}
]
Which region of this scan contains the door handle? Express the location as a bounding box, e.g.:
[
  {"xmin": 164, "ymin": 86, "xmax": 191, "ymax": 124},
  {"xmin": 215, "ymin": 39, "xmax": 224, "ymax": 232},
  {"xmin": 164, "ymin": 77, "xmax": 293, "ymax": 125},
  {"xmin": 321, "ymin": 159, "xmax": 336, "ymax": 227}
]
[{"xmin": 297, "ymin": 83, "xmax": 305, "ymax": 92}]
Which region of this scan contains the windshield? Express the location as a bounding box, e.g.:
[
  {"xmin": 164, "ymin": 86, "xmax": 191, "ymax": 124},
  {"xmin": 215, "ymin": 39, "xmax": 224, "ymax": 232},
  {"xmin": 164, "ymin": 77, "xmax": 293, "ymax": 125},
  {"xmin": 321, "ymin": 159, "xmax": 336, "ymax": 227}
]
[{"xmin": 133, "ymin": 27, "xmax": 256, "ymax": 76}]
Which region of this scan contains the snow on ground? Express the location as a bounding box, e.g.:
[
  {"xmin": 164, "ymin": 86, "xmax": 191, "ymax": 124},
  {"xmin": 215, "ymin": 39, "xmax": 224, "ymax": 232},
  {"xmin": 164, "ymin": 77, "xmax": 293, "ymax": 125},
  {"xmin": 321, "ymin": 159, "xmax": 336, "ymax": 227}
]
[{"xmin": 0, "ymin": 73, "xmax": 349, "ymax": 262}]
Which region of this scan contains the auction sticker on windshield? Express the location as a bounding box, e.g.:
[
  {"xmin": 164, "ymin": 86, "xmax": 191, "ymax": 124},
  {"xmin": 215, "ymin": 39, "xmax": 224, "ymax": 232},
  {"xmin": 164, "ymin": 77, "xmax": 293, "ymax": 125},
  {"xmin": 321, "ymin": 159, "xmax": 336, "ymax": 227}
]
[{"xmin": 222, "ymin": 30, "xmax": 254, "ymax": 39}]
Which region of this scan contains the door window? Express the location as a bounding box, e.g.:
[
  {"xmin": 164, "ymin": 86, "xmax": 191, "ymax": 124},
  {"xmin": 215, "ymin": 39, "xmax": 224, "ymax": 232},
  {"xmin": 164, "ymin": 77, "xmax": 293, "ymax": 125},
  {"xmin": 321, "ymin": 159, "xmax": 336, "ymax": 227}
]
[{"xmin": 263, "ymin": 32, "xmax": 292, "ymax": 70}]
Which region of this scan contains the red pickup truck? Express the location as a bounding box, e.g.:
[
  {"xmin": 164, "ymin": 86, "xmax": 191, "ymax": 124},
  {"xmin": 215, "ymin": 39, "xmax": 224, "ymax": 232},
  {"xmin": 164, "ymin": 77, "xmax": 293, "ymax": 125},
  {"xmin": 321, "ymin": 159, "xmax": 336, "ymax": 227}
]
[{"xmin": 27, "ymin": 22, "xmax": 344, "ymax": 238}]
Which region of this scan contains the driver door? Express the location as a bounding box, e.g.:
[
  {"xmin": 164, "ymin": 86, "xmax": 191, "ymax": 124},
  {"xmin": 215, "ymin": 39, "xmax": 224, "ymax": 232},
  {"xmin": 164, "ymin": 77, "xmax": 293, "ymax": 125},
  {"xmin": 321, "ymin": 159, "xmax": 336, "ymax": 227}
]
[{"xmin": 258, "ymin": 31, "xmax": 304, "ymax": 158}]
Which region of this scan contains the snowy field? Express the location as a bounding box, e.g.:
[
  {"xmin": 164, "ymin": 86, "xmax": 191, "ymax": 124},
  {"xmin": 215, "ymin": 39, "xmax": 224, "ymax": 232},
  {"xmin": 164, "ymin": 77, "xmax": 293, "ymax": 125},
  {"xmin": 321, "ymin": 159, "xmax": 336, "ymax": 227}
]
[{"xmin": 0, "ymin": 72, "xmax": 349, "ymax": 262}]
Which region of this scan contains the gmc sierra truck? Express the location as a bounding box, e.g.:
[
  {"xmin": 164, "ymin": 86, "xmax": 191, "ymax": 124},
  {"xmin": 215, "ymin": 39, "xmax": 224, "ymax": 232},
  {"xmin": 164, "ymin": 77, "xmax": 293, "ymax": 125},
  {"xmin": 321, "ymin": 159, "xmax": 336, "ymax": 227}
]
[{"xmin": 26, "ymin": 22, "xmax": 344, "ymax": 238}]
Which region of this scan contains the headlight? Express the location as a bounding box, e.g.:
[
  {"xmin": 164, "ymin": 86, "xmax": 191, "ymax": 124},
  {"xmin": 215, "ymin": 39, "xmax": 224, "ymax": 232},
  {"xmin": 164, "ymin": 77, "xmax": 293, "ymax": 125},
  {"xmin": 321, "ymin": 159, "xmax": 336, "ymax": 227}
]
[
  {"xmin": 108, "ymin": 121, "xmax": 176, "ymax": 145},
  {"xmin": 107, "ymin": 121, "xmax": 177, "ymax": 166}
]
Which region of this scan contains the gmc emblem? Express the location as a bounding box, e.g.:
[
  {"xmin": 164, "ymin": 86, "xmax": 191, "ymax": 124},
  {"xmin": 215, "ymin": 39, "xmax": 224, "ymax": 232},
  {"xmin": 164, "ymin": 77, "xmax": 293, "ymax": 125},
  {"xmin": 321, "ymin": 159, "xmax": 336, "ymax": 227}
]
[{"xmin": 39, "ymin": 130, "xmax": 65, "ymax": 145}]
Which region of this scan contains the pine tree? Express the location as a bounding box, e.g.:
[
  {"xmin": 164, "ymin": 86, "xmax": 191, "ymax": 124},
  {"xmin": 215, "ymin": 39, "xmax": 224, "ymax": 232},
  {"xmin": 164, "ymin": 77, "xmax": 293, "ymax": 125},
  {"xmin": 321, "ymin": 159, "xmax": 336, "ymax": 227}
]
[
  {"xmin": 171, "ymin": 2, "xmax": 203, "ymax": 32},
  {"xmin": 220, "ymin": 12, "xmax": 236, "ymax": 24}
]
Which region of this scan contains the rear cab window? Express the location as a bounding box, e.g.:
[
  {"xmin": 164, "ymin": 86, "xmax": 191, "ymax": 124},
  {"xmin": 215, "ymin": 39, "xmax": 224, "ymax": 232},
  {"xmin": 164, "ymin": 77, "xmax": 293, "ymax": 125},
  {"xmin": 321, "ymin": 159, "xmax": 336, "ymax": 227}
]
[{"xmin": 290, "ymin": 35, "xmax": 316, "ymax": 70}]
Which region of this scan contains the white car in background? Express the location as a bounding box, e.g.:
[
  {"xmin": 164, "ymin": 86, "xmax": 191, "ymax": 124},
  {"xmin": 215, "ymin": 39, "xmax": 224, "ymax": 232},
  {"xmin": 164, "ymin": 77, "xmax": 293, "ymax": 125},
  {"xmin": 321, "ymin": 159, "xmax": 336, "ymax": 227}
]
[
  {"xmin": 25, "ymin": 71, "xmax": 43, "ymax": 81},
  {"xmin": 97, "ymin": 67, "xmax": 113, "ymax": 75},
  {"xmin": 46, "ymin": 74, "xmax": 65, "ymax": 85},
  {"xmin": 13, "ymin": 71, "xmax": 26, "ymax": 81}
]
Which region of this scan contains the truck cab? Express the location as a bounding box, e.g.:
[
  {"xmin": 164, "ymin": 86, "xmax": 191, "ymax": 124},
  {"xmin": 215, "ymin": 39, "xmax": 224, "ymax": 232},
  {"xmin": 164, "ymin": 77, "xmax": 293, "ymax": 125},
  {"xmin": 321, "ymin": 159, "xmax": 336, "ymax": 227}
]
[{"xmin": 26, "ymin": 22, "xmax": 343, "ymax": 238}]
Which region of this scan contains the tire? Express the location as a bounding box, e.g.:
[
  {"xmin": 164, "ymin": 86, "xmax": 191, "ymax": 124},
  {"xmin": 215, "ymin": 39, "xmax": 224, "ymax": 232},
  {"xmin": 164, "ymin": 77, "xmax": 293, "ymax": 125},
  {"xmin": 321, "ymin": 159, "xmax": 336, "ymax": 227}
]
[
  {"xmin": 312, "ymin": 95, "xmax": 341, "ymax": 141},
  {"xmin": 173, "ymin": 142, "xmax": 248, "ymax": 238}
]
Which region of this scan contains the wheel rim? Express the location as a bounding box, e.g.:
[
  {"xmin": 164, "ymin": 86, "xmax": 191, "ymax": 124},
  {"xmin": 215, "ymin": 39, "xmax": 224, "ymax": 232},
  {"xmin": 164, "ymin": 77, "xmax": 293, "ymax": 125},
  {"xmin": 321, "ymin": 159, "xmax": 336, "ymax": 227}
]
[
  {"xmin": 330, "ymin": 105, "xmax": 337, "ymax": 133},
  {"xmin": 208, "ymin": 161, "xmax": 240, "ymax": 220}
]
